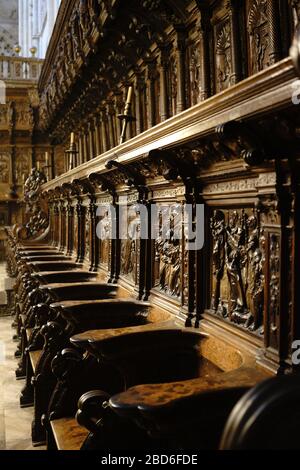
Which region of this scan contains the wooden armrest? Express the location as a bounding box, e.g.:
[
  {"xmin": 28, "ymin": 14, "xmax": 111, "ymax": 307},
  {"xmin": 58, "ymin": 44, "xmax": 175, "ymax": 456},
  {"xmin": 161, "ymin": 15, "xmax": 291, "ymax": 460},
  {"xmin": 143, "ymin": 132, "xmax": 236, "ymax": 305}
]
[
  {"xmin": 19, "ymin": 250, "xmax": 58, "ymax": 257},
  {"xmin": 86, "ymin": 328, "xmax": 203, "ymax": 360},
  {"xmin": 51, "ymin": 299, "xmax": 150, "ymax": 332},
  {"xmin": 40, "ymin": 282, "xmax": 117, "ymax": 301},
  {"xmin": 109, "ymin": 367, "xmax": 268, "ymax": 415},
  {"xmin": 70, "ymin": 316, "xmax": 175, "ymax": 351},
  {"xmin": 31, "ymin": 271, "xmax": 97, "ymax": 283},
  {"xmin": 23, "ymin": 255, "xmax": 72, "ymax": 262},
  {"xmin": 28, "ymin": 261, "xmax": 78, "ymax": 272},
  {"xmin": 51, "ymin": 417, "xmax": 88, "ymax": 450},
  {"xmin": 29, "ymin": 350, "xmax": 42, "ymax": 373}
]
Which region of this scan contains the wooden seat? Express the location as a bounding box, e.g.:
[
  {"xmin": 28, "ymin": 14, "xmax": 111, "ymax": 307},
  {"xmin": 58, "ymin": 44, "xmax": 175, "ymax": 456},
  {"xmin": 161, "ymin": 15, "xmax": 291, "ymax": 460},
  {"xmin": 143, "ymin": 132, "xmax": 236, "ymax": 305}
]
[
  {"xmin": 30, "ymin": 298, "xmax": 153, "ymax": 445},
  {"xmin": 69, "ymin": 334, "xmax": 270, "ymax": 450},
  {"xmin": 28, "ymin": 261, "xmax": 80, "ymax": 272}
]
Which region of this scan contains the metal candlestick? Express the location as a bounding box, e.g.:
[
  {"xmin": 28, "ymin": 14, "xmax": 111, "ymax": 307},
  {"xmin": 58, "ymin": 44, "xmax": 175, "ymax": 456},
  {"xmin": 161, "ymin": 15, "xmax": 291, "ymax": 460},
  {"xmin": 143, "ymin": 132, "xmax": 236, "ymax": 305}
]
[
  {"xmin": 118, "ymin": 86, "xmax": 136, "ymax": 145},
  {"xmin": 65, "ymin": 142, "xmax": 79, "ymax": 171}
]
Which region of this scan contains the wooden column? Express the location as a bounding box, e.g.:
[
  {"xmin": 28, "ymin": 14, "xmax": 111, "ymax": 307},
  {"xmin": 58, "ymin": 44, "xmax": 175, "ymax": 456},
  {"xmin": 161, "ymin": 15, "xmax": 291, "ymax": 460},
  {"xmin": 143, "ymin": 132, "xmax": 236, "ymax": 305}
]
[
  {"xmin": 175, "ymin": 26, "xmax": 187, "ymax": 114},
  {"xmin": 107, "ymin": 99, "xmax": 116, "ymax": 148},
  {"xmin": 88, "ymin": 122, "xmax": 95, "ymax": 160},
  {"xmin": 94, "ymin": 115, "xmax": 102, "ymax": 156},
  {"xmin": 83, "ymin": 127, "xmax": 89, "ymax": 162},
  {"xmin": 159, "ymin": 45, "xmax": 170, "ymax": 122},
  {"xmin": 145, "ymin": 60, "xmax": 157, "ymax": 128},
  {"xmin": 197, "ymin": 4, "xmax": 211, "ymax": 100},
  {"xmin": 115, "ymin": 91, "xmax": 123, "ymax": 142},
  {"xmin": 135, "ymin": 78, "xmax": 141, "ymax": 135},
  {"xmin": 50, "ymin": 145, "xmax": 55, "ymax": 179},
  {"xmin": 229, "ymin": 0, "xmax": 242, "ymax": 85},
  {"xmin": 267, "ymin": 0, "xmax": 281, "ymax": 64},
  {"xmin": 78, "ymin": 133, "xmax": 83, "ymax": 165},
  {"xmin": 100, "ymin": 106, "xmax": 109, "ymax": 152}
]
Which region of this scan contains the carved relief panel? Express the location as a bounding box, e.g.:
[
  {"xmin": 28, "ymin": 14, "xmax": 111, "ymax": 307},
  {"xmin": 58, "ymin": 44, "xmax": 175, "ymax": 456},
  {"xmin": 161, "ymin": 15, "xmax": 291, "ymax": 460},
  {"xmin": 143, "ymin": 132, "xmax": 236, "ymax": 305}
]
[
  {"xmin": 247, "ymin": 0, "xmax": 270, "ymax": 74},
  {"xmin": 209, "ymin": 207, "xmax": 264, "ymax": 334},
  {"xmin": 97, "ymin": 203, "xmax": 112, "ymax": 268},
  {"xmin": 73, "ymin": 205, "xmax": 79, "ymax": 260},
  {"xmin": 15, "ymin": 148, "xmax": 31, "ymax": 186},
  {"xmin": 213, "ymin": 17, "xmax": 232, "ymax": 92},
  {"xmin": 120, "ymin": 202, "xmax": 141, "ymax": 286},
  {"xmin": 153, "ymin": 202, "xmax": 182, "ymax": 301},
  {"xmin": 0, "ymin": 151, "xmax": 10, "ymax": 184},
  {"xmin": 0, "ymin": 104, "xmax": 8, "ymax": 129},
  {"xmin": 188, "ymin": 39, "xmax": 201, "ymax": 106},
  {"xmin": 54, "ymin": 146, "xmax": 66, "ymax": 176},
  {"xmin": 84, "ymin": 203, "xmax": 91, "ymax": 264},
  {"xmin": 15, "ymin": 102, "xmax": 34, "ymax": 131}
]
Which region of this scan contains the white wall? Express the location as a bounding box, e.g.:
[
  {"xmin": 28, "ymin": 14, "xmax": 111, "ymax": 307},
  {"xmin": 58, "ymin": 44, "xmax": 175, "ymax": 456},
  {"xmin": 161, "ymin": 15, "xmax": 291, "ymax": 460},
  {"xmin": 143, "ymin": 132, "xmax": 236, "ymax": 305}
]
[
  {"xmin": 0, "ymin": 1, "xmax": 18, "ymax": 56},
  {"xmin": 18, "ymin": 0, "xmax": 61, "ymax": 58}
]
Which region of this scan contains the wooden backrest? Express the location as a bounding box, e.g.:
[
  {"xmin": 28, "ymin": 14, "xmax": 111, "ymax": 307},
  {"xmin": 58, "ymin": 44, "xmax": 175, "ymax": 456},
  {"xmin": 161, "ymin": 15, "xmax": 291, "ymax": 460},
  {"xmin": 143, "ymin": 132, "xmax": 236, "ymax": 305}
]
[{"xmin": 220, "ymin": 374, "xmax": 300, "ymax": 449}]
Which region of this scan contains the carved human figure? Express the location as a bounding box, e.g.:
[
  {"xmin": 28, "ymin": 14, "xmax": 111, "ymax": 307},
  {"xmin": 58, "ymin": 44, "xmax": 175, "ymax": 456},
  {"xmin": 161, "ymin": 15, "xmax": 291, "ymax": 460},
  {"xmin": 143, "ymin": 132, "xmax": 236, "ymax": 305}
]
[
  {"xmin": 99, "ymin": 210, "xmax": 111, "ymax": 265},
  {"xmin": 7, "ymin": 101, "xmax": 15, "ymax": 127},
  {"xmin": 79, "ymin": 0, "xmax": 91, "ymax": 39},
  {"xmin": 247, "ymin": 248, "xmax": 264, "ymax": 332},
  {"xmin": 210, "ymin": 210, "xmax": 226, "ymax": 312},
  {"xmin": 121, "ymin": 207, "xmax": 140, "ymax": 279},
  {"xmin": 225, "ymin": 211, "xmax": 247, "ymax": 318},
  {"xmin": 156, "ymin": 227, "xmax": 181, "ymax": 297},
  {"xmin": 254, "ymin": 31, "xmax": 267, "ymax": 72}
]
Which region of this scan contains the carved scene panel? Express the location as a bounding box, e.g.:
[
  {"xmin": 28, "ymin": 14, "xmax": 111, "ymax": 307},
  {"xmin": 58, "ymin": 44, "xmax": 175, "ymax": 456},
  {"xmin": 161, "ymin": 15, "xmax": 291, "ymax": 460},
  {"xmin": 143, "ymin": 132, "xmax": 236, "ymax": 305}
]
[
  {"xmin": 209, "ymin": 207, "xmax": 265, "ymax": 335},
  {"xmin": 97, "ymin": 204, "xmax": 112, "ymax": 269},
  {"xmin": 15, "ymin": 148, "xmax": 31, "ymax": 187},
  {"xmin": 0, "ymin": 151, "xmax": 10, "ymax": 185},
  {"xmin": 153, "ymin": 203, "xmax": 183, "ymax": 301},
  {"xmin": 120, "ymin": 202, "xmax": 141, "ymax": 285}
]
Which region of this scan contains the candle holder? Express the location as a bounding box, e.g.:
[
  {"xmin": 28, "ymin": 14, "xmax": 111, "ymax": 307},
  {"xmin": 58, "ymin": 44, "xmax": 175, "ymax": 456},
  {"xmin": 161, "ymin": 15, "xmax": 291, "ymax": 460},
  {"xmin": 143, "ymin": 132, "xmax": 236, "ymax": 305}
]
[
  {"xmin": 117, "ymin": 86, "xmax": 136, "ymax": 145},
  {"xmin": 42, "ymin": 164, "xmax": 52, "ymax": 182},
  {"xmin": 65, "ymin": 142, "xmax": 79, "ymax": 171},
  {"xmin": 30, "ymin": 46, "xmax": 37, "ymax": 58}
]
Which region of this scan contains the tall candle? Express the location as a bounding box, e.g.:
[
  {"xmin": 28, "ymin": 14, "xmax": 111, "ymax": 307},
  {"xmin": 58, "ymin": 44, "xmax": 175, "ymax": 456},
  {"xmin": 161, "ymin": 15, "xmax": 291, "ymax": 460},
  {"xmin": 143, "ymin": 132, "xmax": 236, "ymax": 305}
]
[
  {"xmin": 126, "ymin": 86, "xmax": 133, "ymax": 104},
  {"xmin": 45, "ymin": 152, "xmax": 49, "ymax": 165},
  {"xmin": 37, "ymin": 161, "xmax": 40, "ymax": 170},
  {"xmin": 70, "ymin": 132, "xmax": 75, "ymax": 145}
]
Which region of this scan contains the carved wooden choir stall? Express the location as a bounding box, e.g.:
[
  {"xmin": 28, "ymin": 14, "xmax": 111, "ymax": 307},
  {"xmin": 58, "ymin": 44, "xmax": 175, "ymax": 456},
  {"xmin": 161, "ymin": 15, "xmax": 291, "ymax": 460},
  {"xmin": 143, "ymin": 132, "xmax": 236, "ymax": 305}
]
[{"xmin": 5, "ymin": 0, "xmax": 300, "ymax": 450}]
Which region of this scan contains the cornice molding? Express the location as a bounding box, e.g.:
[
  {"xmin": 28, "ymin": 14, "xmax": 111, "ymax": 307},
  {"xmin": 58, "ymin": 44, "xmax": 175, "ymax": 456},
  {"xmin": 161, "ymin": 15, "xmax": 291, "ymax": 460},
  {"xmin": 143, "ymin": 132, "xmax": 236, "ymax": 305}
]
[{"xmin": 41, "ymin": 56, "xmax": 297, "ymax": 191}]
